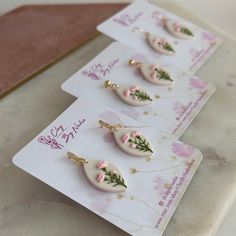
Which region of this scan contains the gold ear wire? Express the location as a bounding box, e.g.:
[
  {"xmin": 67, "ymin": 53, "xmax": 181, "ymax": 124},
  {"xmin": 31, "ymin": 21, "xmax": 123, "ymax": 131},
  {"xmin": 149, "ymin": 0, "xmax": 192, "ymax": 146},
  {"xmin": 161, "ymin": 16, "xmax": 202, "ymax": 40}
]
[
  {"xmin": 104, "ymin": 80, "xmax": 119, "ymax": 91},
  {"xmin": 99, "ymin": 120, "xmax": 119, "ymax": 132},
  {"xmin": 128, "ymin": 59, "xmax": 143, "ymax": 68},
  {"xmin": 67, "ymin": 152, "xmax": 88, "ymax": 165}
]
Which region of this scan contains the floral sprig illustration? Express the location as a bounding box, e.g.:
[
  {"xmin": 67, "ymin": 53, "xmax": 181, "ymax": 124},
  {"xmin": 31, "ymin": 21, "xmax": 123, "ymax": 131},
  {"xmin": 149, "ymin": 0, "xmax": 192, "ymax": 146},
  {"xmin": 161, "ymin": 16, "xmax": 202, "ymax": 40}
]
[
  {"xmin": 180, "ymin": 27, "xmax": 194, "ymax": 36},
  {"xmin": 155, "ymin": 39, "xmax": 175, "ymax": 53},
  {"xmin": 130, "ymin": 163, "xmax": 184, "ymax": 174},
  {"xmin": 121, "ymin": 131, "xmax": 153, "ymax": 153},
  {"xmin": 124, "ymin": 86, "xmax": 152, "ymax": 102},
  {"xmin": 102, "ymin": 168, "xmax": 127, "ymax": 188},
  {"xmin": 162, "ymin": 42, "xmax": 175, "ymax": 52},
  {"xmin": 128, "ymin": 135, "xmax": 153, "ymax": 153},
  {"xmin": 96, "ymin": 161, "xmax": 127, "ymax": 188},
  {"xmin": 130, "ymin": 90, "xmax": 152, "ymax": 102},
  {"xmin": 155, "ymin": 68, "xmax": 173, "ymax": 81},
  {"xmin": 174, "ymin": 22, "xmax": 194, "ymax": 37}
]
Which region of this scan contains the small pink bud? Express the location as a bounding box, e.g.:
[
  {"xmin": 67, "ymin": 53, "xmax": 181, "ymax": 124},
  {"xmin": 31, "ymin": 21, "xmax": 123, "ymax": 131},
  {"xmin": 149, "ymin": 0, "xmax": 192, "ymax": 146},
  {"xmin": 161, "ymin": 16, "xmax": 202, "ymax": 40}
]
[
  {"xmin": 174, "ymin": 22, "xmax": 181, "ymax": 33},
  {"xmin": 130, "ymin": 85, "xmax": 139, "ymax": 92},
  {"xmin": 96, "ymin": 161, "xmax": 108, "ymax": 169},
  {"xmin": 97, "ymin": 172, "xmax": 105, "ymax": 183},
  {"xmin": 121, "ymin": 133, "xmax": 130, "ymax": 143},
  {"xmin": 131, "ymin": 131, "xmax": 141, "ymax": 138},
  {"xmin": 160, "ymin": 39, "xmax": 167, "ymax": 45},
  {"xmin": 130, "ymin": 143, "xmax": 137, "ymax": 148},
  {"xmin": 124, "ymin": 89, "xmax": 130, "ymax": 97}
]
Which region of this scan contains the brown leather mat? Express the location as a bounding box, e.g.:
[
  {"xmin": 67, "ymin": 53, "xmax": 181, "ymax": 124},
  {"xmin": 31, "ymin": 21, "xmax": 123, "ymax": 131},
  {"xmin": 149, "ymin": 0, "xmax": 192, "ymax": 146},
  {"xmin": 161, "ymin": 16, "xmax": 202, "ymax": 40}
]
[{"xmin": 0, "ymin": 4, "xmax": 127, "ymax": 98}]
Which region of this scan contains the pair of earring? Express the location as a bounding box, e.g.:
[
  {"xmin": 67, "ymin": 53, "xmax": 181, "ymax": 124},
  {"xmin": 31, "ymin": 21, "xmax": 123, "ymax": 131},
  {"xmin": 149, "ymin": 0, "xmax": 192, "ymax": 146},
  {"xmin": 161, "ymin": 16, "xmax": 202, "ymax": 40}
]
[
  {"xmin": 104, "ymin": 59, "xmax": 173, "ymax": 107},
  {"xmin": 68, "ymin": 120, "xmax": 153, "ymax": 193},
  {"xmin": 133, "ymin": 17, "xmax": 194, "ymax": 55}
]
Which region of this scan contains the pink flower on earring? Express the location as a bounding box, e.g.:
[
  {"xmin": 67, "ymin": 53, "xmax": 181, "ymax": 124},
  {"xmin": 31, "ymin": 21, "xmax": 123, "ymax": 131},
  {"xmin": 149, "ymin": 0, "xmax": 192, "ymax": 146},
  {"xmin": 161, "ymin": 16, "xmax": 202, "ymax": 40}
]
[
  {"xmin": 97, "ymin": 172, "xmax": 105, "ymax": 183},
  {"xmin": 124, "ymin": 89, "xmax": 130, "ymax": 97},
  {"xmin": 154, "ymin": 38, "xmax": 167, "ymax": 46},
  {"xmin": 131, "ymin": 131, "xmax": 141, "ymax": 138},
  {"xmin": 151, "ymin": 71, "xmax": 157, "ymax": 80},
  {"xmin": 160, "ymin": 38, "xmax": 167, "ymax": 45},
  {"xmin": 174, "ymin": 22, "xmax": 181, "ymax": 33},
  {"xmin": 121, "ymin": 133, "xmax": 130, "ymax": 143},
  {"xmin": 130, "ymin": 85, "xmax": 139, "ymax": 92},
  {"xmin": 96, "ymin": 161, "xmax": 108, "ymax": 169}
]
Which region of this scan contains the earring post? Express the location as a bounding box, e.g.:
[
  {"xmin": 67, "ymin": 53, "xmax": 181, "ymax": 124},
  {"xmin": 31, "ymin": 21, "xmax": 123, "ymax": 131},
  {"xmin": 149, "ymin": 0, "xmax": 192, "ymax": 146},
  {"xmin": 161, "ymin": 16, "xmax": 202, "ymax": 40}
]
[
  {"xmin": 99, "ymin": 120, "xmax": 118, "ymax": 132},
  {"xmin": 67, "ymin": 152, "xmax": 88, "ymax": 165}
]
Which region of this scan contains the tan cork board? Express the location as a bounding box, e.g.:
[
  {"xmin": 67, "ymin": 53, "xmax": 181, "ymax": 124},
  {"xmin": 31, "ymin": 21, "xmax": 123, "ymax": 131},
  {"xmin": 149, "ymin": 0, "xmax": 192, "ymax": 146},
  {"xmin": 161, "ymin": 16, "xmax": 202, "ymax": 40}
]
[{"xmin": 0, "ymin": 3, "xmax": 127, "ymax": 98}]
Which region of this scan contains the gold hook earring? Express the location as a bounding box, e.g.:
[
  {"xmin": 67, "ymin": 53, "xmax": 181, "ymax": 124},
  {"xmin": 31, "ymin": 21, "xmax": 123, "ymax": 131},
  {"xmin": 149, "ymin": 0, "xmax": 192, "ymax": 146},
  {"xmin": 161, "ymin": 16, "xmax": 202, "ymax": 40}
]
[{"xmin": 67, "ymin": 151, "xmax": 127, "ymax": 192}]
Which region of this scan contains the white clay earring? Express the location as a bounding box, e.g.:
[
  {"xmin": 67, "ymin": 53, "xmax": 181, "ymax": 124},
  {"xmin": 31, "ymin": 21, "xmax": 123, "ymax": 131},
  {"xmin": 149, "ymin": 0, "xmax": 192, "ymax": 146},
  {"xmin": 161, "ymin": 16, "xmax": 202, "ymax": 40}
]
[
  {"xmin": 133, "ymin": 27, "xmax": 175, "ymax": 55},
  {"xmin": 99, "ymin": 120, "xmax": 154, "ymax": 157},
  {"xmin": 67, "ymin": 152, "xmax": 127, "ymax": 193},
  {"xmin": 104, "ymin": 80, "xmax": 153, "ymax": 106},
  {"xmin": 154, "ymin": 13, "xmax": 194, "ymax": 39},
  {"xmin": 129, "ymin": 59, "xmax": 173, "ymax": 86}
]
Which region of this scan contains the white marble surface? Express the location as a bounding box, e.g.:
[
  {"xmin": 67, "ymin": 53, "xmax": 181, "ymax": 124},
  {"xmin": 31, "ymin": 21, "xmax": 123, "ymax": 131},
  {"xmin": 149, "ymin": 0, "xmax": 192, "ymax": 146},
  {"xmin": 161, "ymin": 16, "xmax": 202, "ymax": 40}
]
[{"xmin": 0, "ymin": 1, "xmax": 236, "ymax": 236}]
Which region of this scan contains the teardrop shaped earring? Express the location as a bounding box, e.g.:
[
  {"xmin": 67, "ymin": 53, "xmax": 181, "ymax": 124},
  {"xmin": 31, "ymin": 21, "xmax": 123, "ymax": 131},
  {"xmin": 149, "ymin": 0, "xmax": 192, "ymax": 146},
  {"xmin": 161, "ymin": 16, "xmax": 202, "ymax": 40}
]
[
  {"xmin": 67, "ymin": 152, "xmax": 127, "ymax": 192},
  {"xmin": 154, "ymin": 13, "xmax": 194, "ymax": 39},
  {"xmin": 128, "ymin": 59, "xmax": 173, "ymax": 86},
  {"xmin": 99, "ymin": 120, "xmax": 154, "ymax": 157},
  {"xmin": 104, "ymin": 80, "xmax": 153, "ymax": 106},
  {"xmin": 133, "ymin": 27, "xmax": 176, "ymax": 55}
]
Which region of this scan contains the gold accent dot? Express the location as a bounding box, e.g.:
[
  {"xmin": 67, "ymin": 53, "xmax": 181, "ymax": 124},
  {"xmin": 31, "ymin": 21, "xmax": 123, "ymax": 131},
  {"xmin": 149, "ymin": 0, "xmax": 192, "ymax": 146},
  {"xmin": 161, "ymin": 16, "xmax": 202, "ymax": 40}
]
[
  {"xmin": 130, "ymin": 168, "xmax": 137, "ymax": 174},
  {"xmin": 117, "ymin": 194, "xmax": 123, "ymax": 199}
]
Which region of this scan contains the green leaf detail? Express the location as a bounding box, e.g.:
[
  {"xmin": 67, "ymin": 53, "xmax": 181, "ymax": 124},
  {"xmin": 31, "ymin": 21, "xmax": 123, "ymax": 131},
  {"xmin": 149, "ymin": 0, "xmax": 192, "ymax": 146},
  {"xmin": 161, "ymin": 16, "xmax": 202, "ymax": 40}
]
[
  {"xmin": 162, "ymin": 42, "xmax": 175, "ymax": 53},
  {"xmin": 155, "ymin": 69, "xmax": 173, "ymax": 82},
  {"xmin": 130, "ymin": 90, "xmax": 152, "ymax": 102},
  {"xmin": 180, "ymin": 27, "xmax": 194, "ymax": 36},
  {"xmin": 128, "ymin": 136, "xmax": 153, "ymax": 153},
  {"xmin": 103, "ymin": 168, "xmax": 127, "ymax": 188}
]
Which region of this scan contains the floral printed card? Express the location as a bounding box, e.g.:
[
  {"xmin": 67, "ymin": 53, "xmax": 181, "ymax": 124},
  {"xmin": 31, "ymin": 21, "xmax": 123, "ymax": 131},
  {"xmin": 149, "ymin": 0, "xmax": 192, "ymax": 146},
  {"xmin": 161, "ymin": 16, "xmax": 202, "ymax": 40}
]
[
  {"xmin": 13, "ymin": 99, "xmax": 202, "ymax": 236},
  {"xmin": 97, "ymin": 0, "xmax": 222, "ymax": 73},
  {"xmin": 62, "ymin": 42, "xmax": 215, "ymax": 138}
]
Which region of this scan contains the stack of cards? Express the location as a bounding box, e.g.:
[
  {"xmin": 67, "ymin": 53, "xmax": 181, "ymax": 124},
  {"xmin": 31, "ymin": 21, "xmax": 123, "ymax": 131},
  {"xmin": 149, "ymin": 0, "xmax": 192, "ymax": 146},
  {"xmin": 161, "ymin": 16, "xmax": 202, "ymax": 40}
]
[{"xmin": 13, "ymin": 1, "xmax": 222, "ymax": 235}]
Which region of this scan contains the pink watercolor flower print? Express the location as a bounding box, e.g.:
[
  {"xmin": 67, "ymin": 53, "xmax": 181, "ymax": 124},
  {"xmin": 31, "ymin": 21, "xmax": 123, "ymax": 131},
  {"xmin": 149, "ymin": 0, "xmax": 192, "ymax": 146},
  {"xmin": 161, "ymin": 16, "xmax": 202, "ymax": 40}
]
[
  {"xmin": 102, "ymin": 132, "xmax": 114, "ymax": 144},
  {"xmin": 172, "ymin": 142, "xmax": 194, "ymax": 158},
  {"xmin": 173, "ymin": 101, "xmax": 187, "ymax": 117},
  {"xmin": 152, "ymin": 11, "xmax": 166, "ymax": 27},
  {"xmin": 190, "ymin": 77, "xmax": 208, "ymax": 89},
  {"xmin": 153, "ymin": 176, "xmax": 168, "ymax": 195},
  {"xmin": 202, "ymin": 31, "xmax": 217, "ymax": 41},
  {"xmin": 91, "ymin": 196, "xmax": 112, "ymax": 214},
  {"xmin": 99, "ymin": 110, "xmax": 122, "ymax": 124}
]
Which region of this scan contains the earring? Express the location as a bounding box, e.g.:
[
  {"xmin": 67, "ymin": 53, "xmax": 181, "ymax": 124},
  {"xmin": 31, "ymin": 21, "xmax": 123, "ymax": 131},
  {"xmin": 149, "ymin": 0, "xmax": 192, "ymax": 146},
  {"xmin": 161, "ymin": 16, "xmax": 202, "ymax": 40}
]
[
  {"xmin": 99, "ymin": 120, "xmax": 154, "ymax": 157},
  {"xmin": 104, "ymin": 80, "xmax": 153, "ymax": 106},
  {"xmin": 133, "ymin": 27, "xmax": 175, "ymax": 55},
  {"xmin": 128, "ymin": 59, "xmax": 173, "ymax": 85},
  {"xmin": 67, "ymin": 152, "xmax": 127, "ymax": 192},
  {"xmin": 154, "ymin": 13, "xmax": 194, "ymax": 39}
]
